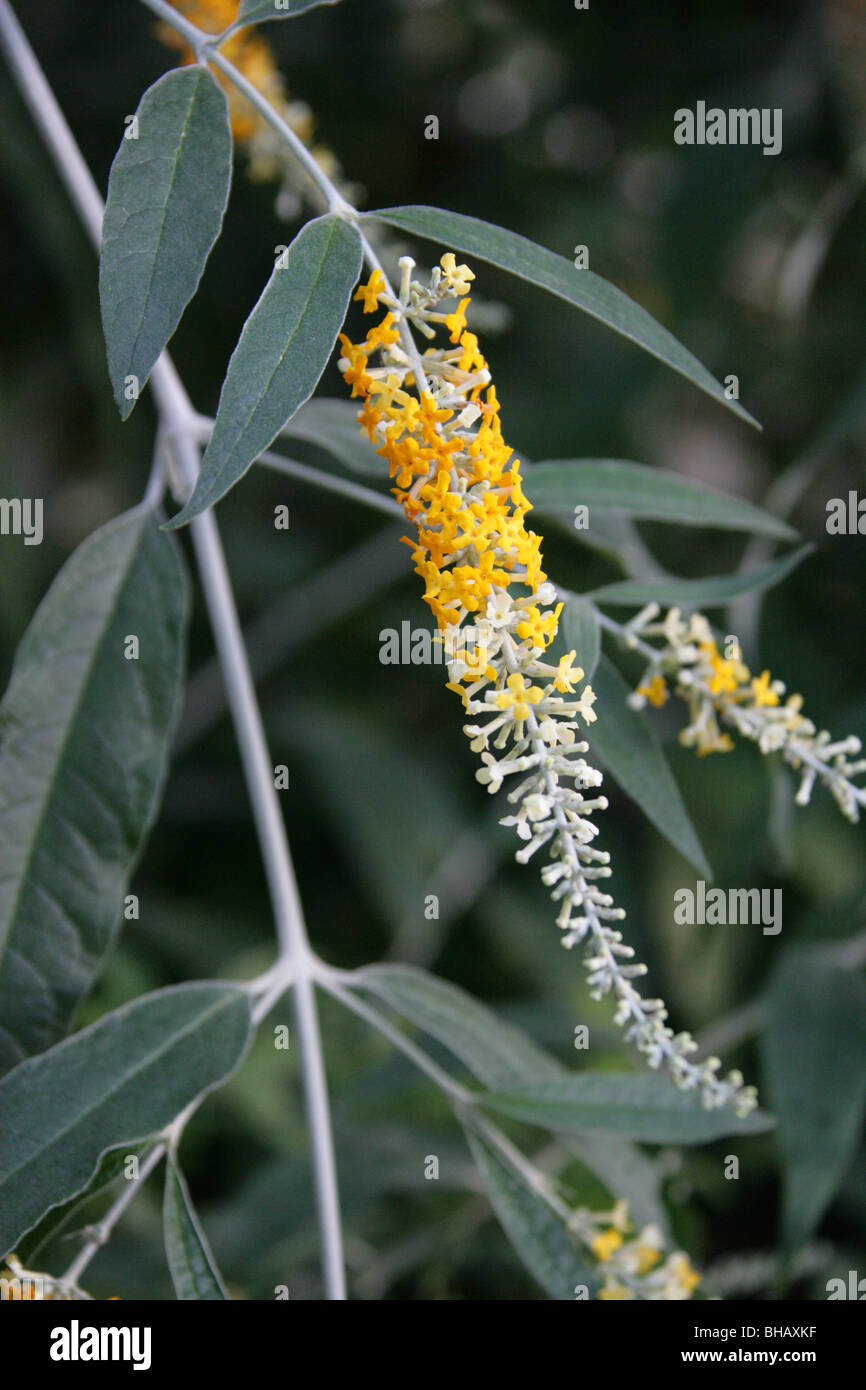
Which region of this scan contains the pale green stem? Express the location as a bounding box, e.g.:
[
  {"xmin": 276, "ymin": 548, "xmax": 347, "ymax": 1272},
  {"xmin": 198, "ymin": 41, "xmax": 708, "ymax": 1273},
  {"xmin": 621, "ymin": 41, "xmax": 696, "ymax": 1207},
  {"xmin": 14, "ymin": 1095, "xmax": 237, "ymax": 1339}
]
[
  {"xmin": 317, "ymin": 968, "xmax": 475, "ymax": 1105},
  {"xmin": 316, "ymin": 966, "xmax": 579, "ymax": 1233},
  {"xmin": 137, "ymin": 0, "xmax": 351, "ymax": 213},
  {"xmin": 62, "ymin": 1144, "xmax": 167, "ymax": 1288}
]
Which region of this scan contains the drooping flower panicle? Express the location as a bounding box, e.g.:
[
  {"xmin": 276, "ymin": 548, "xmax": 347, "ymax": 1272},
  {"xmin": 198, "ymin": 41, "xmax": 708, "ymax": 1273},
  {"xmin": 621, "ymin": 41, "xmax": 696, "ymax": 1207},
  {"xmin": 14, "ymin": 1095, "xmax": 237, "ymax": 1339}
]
[
  {"xmin": 338, "ymin": 258, "xmax": 757, "ymax": 1117},
  {"xmin": 627, "ymin": 605, "xmax": 866, "ymax": 821}
]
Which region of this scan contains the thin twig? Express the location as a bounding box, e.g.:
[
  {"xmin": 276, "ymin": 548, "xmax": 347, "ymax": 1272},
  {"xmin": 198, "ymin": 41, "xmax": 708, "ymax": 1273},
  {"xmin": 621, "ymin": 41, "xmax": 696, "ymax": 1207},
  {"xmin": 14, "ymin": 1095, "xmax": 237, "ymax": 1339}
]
[
  {"xmin": 62, "ymin": 1144, "xmax": 166, "ymax": 1287},
  {"xmin": 316, "ymin": 967, "xmax": 581, "ymax": 1235},
  {"xmin": 252, "ymin": 444, "xmax": 403, "ymax": 518},
  {"xmin": 138, "ymin": 0, "xmax": 350, "ymax": 214},
  {"xmin": 317, "ymin": 968, "xmax": 475, "ymax": 1105},
  {"xmin": 137, "ymin": 0, "xmax": 431, "ymax": 390}
]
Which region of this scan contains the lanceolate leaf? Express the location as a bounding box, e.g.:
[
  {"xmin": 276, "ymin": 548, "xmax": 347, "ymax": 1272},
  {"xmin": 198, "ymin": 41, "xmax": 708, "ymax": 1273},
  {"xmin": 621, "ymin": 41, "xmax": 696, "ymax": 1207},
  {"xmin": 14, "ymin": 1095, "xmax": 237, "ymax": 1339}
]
[
  {"xmin": 0, "ymin": 983, "xmax": 252, "ymax": 1254},
  {"xmin": 236, "ymin": 0, "xmax": 343, "ymax": 25},
  {"xmin": 164, "ymin": 1158, "xmax": 228, "ymax": 1300},
  {"xmin": 589, "ymin": 655, "xmax": 712, "ymax": 878},
  {"xmin": 16, "ymin": 1145, "xmax": 149, "ymax": 1266},
  {"xmin": 364, "ymin": 206, "xmax": 758, "ymax": 427},
  {"xmin": 168, "ymin": 214, "xmax": 363, "ymax": 526},
  {"xmin": 762, "ymin": 948, "xmax": 866, "ymax": 1251},
  {"xmin": 589, "ymin": 544, "xmax": 813, "ymax": 608},
  {"xmin": 561, "ymin": 595, "xmax": 600, "ymax": 680},
  {"xmin": 524, "ymin": 459, "xmax": 795, "ymax": 538},
  {"xmin": 0, "ymin": 506, "xmax": 188, "ymax": 1075},
  {"xmin": 480, "ymin": 1073, "xmax": 774, "ymax": 1143},
  {"xmin": 99, "ymin": 67, "xmax": 232, "ymax": 419},
  {"xmin": 463, "ymin": 1123, "xmax": 599, "ymax": 1299},
  {"xmin": 355, "ymin": 964, "xmax": 562, "ymax": 1090}
]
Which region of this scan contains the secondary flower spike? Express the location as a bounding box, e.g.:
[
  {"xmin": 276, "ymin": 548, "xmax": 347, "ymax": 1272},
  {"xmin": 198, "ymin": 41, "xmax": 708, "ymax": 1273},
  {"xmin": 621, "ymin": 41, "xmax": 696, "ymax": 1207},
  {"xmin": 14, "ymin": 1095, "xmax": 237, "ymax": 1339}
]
[
  {"xmin": 338, "ymin": 257, "xmax": 758, "ymax": 1118},
  {"xmin": 627, "ymin": 606, "xmax": 866, "ymax": 821}
]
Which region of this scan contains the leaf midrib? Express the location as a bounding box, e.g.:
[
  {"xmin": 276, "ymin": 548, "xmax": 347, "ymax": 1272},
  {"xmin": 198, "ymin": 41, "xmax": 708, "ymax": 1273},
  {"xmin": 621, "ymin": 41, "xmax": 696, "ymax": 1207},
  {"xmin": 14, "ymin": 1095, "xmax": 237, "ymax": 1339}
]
[
  {"xmin": 124, "ymin": 70, "xmax": 209, "ymax": 377},
  {"xmin": 207, "ymin": 215, "xmax": 347, "ymax": 492}
]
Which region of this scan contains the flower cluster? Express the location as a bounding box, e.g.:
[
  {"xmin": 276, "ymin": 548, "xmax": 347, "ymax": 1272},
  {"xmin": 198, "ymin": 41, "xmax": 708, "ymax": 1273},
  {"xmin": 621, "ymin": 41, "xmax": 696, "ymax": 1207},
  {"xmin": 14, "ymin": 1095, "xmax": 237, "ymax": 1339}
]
[
  {"xmin": 338, "ymin": 259, "xmax": 757, "ymax": 1117},
  {"xmin": 158, "ymin": 1, "xmax": 348, "ymax": 214},
  {"xmin": 626, "ymin": 605, "xmax": 866, "ymax": 821},
  {"xmin": 570, "ymin": 1200, "xmax": 702, "ymax": 1301}
]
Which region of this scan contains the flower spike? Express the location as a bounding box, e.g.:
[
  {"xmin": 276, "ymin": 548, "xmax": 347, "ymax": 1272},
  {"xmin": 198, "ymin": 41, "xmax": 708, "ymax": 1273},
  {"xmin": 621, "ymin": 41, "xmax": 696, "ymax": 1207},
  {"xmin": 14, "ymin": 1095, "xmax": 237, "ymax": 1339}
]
[{"xmin": 338, "ymin": 258, "xmax": 758, "ymax": 1117}]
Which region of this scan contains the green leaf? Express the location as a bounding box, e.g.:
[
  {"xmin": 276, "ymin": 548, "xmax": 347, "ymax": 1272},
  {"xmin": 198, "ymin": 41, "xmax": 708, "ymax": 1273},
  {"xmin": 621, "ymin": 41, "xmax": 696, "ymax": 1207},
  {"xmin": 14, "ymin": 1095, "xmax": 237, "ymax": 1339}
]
[
  {"xmin": 168, "ymin": 213, "xmax": 363, "ymax": 526},
  {"xmin": 463, "ymin": 1123, "xmax": 598, "ymax": 1299},
  {"xmin": 364, "ymin": 206, "xmax": 758, "ymax": 427},
  {"xmin": 589, "ymin": 544, "xmax": 813, "ymax": 608},
  {"xmin": 0, "ymin": 505, "xmax": 188, "ymax": 1075},
  {"xmin": 0, "ymin": 983, "xmax": 252, "ymax": 1255},
  {"xmin": 164, "ymin": 1157, "xmax": 228, "ymax": 1300},
  {"xmin": 355, "ymin": 964, "xmax": 563, "ymax": 1090},
  {"xmin": 589, "ymin": 655, "xmax": 712, "ymax": 878},
  {"xmin": 236, "ymin": 0, "xmax": 343, "ymax": 26},
  {"xmin": 762, "ymin": 948, "xmax": 866, "ymax": 1251},
  {"xmin": 481, "ymin": 1074, "xmax": 774, "ymax": 1143},
  {"xmin": 525, "ymin": 459, "xmax": 795, "ymax": 538},
  {"xmin": 561, "ymin": 595, "xmax": 600, "ymax": 680},
  {"xmin": 99, "ymin": 67, "xmax": 232, "ymax": 419},
  {"xmin": 277, "ymin": 397, "xmax": 384, "ymax": 475},
  {"xmin": 16, "ymin": 1144, "xmax": 150, "ymax": 1266}
]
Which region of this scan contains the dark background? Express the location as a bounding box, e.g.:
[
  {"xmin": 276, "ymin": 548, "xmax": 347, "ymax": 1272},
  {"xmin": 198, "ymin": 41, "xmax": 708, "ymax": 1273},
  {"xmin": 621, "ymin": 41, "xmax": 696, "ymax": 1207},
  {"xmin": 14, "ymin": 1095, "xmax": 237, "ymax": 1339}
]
[{"xmin": 1, "ymin": 0, "xmax": 865, "ymax": 1299}]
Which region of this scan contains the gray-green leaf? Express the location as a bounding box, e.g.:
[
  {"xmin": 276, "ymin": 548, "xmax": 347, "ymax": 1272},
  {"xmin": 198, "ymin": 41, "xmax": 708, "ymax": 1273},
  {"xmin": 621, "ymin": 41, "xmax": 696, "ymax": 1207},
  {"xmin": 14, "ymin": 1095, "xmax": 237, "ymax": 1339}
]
[
  {"xmin": 168, "ymin": 213, "xmax": 363, "ymax": 526},
  {"xmin": 588, "ymin": 655, "xmax": 712, "ymax": 878},
  {"xmin": 354, "ymin": 964, "xmax": 562, "ymax": 1091},
  {"xmin": 0, "ymin": 505, "xmax": 188, "ymax": 1075},
  {"xmin": 463, "ymin": 1123, "xmax": 598, "ymax": 1299},
  {"xmin": 0, "ymin": 983, "xmax": 252, "ymax": 1254},
  {"xmin": 561, "ymin": 595, "xmax": 600, "ymax": 680},
  {"xmin": 762, "ymin": 948, "xmax": 866, "ymax": 1251},
  {"xmin": 16, "ymin": 1144, "xmax": 150, "ymax": 1267},
  {"xmin": 99, "ymin": 67, "xmax": 232, "ymax": 419},
  {"xmin": 481, "ymin": 1073, "xmax": 774, "ymax": 1143},
  {"xmin": 589, "ymin": 544, "xmax": 813, "ymax": 608},
  {"xmin": 164, "ymin": 1157, "xmax": 228, "ymax": 1299},
  {"xmin": 364, "ymin": 206, "xmax": 758, "ymax": 427},
  {"xmin": 525, "ymin": 459, "xmax": 795, "ymax": 538}
]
